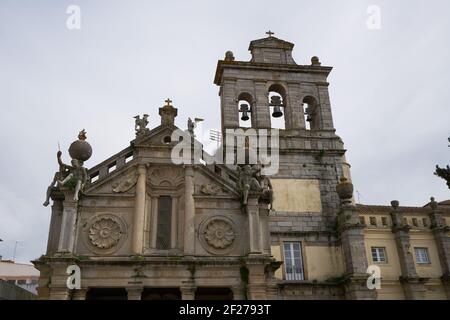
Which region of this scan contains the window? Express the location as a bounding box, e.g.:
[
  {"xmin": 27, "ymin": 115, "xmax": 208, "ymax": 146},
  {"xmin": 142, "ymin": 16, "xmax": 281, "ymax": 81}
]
[
  {"xmin": 414, "ymin": 248, "xmax": 430, "ymax": 264},
  {"xmin": 412, "ymin": 218, "xmax": 418, "ymax": 227},
  {"xmin": 156, "ymin": 196, "xmax": 172, "ymax": 250},
  {"xmin": 371, "ymin": 247, "xmax": 388, "ymax": 263},
  {"xmin": 381, "ymin": 217, "xmax": 388, "ymax": 226},
  {"xmin": 359, "ymin": 216, "xmax": 365, "ymax": 225},
  {"xmin": 283, "ymin": 242, "xmax": 304, "ymax": 280},
  {"xmin": 369, "ymin": 217, "xmax": 377, "ymax": 226},
  {"xmin": 422, "ymin": 218, "xmax": 429, "ymax": 227}
]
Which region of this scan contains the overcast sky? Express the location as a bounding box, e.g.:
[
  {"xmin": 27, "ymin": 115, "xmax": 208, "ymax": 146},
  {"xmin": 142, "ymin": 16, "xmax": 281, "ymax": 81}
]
[{"xmin": 0, "ymin": 0, "xmax": 449, "ymax": 263}]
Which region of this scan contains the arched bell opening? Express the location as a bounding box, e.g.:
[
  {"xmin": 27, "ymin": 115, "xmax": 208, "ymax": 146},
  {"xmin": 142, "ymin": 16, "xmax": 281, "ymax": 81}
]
[
  {"xmin": 302, "ymin": 96, "xmax": 321, "ymax": 130},
  {"xmin": 237, "ymin": 92, "xmax": 253, "ymax": 128},
  {"xmin": 268, "ymin": 84, "xmax": 286, "ymax": 130}
]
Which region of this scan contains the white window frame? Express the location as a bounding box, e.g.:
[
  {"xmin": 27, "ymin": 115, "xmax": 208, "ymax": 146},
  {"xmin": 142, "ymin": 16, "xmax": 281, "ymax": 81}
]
[
  {"xmin": 283, "ymin": 242, "xmax": 304, "ymax": 281},
  {"xmin": 371, "ymin": 247, "xmax": 387, "ymax": 263},
  {"xmin": 414, "ymin": 247, "xmax": 430, "ymax": 264}
]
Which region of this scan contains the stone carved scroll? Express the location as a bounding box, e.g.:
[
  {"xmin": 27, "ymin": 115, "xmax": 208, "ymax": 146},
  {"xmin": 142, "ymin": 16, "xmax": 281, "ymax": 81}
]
[{"xmin": 112, "ymin": 173, "xmax": 138, "ymax": 193}]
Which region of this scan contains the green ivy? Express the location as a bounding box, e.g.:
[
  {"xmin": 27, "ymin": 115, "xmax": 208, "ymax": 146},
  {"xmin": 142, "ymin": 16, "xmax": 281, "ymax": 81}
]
[{"xmin": 240, "ymin": 266, "xmax": 249, "ymax": 285}]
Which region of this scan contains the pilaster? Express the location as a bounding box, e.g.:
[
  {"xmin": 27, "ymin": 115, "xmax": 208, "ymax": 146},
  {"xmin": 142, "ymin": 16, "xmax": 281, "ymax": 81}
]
[
  {"xmin": 338, "ymin": 204, "xmax": 376, "ymax": 299},
  {"xmin": 57, "ymin": 190, "xmax": 78, "ymax": 253},
  {"xmin": 180, "ymin": 280, "xmax": 196, "ymax": 300},
  {"xmin": 184, "ymin": 166, "xmax": 196, "ymax": 255},
  {"xmin": 390, "ymin": 200, "xmax": 427, "ymax": 299},
  {"xmin": 247, "ymin": 196, "xmax": 262, "ymax": 254},
  {"xmin": 127, "ymin": 286, "xmax": 143, "ymax": 300},
  {"xmin": 132, "ymin": 164, "xmax": 147, "ymax": 254},
  {"xmin": 428, "ymin": 197, "xmax": 450, "ymax": 298},
  {"xmin": 72, "ymin": 288, "xmax": 88, "ymax": 300}
]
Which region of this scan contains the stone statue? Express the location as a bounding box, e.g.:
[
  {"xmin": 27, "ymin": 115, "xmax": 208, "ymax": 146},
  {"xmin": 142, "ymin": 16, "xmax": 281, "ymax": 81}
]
[
  {"xmin": 45, "ymin": 130, "xmax": 92, "ymax": 203},
  {"xmin": 237, "ymin": 164, "xmax": 262, "ymax": 206},
  {"xmin": 134, "ymin": 114, "xmax": 149, "ymax": 136},
  {"xmin": 256, "ymin": 168, "xmax": 274, "ymax": 210},
  {"xmin": 57, "ymin": 156, "xmax": 88, "ymax": 202},
  {"xmin": 43, "ymin": 150, "xmax": 71, "ymax": 206},
  {"xmin": 187, "ymin": 117, "xmax": 195, "ymax": 136}
]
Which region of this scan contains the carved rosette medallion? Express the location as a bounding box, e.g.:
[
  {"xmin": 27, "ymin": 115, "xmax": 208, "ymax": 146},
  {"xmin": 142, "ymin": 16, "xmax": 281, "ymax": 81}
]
[
  {"xmin": 205, "ymin": 220, "xmax": 235, "ymax": 249},
  {"xmin": 199, "ymin": 216, "xmax": 237, "ymax": 255},
  {"xmin": 84, "ymin": 214, "xmax": 127, "ymax": 254}
]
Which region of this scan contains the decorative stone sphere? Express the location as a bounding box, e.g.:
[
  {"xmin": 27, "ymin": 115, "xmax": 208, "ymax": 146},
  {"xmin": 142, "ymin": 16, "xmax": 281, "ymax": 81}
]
[
  {"xmin": 225, "ymin": 51, "xmax": 235, "ymax": 61},
  {"xmin": 69, "ymin": 139, "xmax": 92, "ymax": 161},
  {"xmin": 68, "ymin": 130, "xmax": 92, "ymax": 161},
  {"xmin": 311, "ymin": 56, "xmax": 321, "ymax": 65},
  {"xmin": 336, "ymin": 177, "xmax": 353, "ymax": 202}
]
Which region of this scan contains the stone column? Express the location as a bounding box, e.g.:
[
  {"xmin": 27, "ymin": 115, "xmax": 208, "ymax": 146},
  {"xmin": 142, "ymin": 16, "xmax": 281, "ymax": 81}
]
[
  {"xmin": 150, "ymin": 195, "xmax": 158, "ymax": 249},
  {"xmin": 49, "ymin": 287, "xmax": 70, "ymax": 300},
  {"xmin": 132, "ymin": 164, "xmax": 147, "ymax": 255},
  {"xmin": 127, "ymin": 287, "xmax": 143, "ymax": 300},
  {"xmin": 34, "ymin": 265, "xmax": 51, "ymax": 300},
  {"xmin": 428, "ymin": 198, "xmax": 450, "ymax": 298},
  {"xmin": 317, "ymin": 84, "xmax": 334, "ymax": 130},
  {"xmin": 258, "ymin": 205, "xmax": 270, "ymax": 255},
  {"xmin": 231, "ymin": 286, "xmax": 245, "ymax": 300},
  {"xmin": 390, "ymin": 201, "xmax": 426, "ymax": 299},
  {"xmin": 286, "ymin": 82, "xmax": 303, "ymax": 130},
  {"xmin": 336, "ymin": 179, "xmax": 376, "ymax": 299},
  {"xmin": 171, "ymin": 197, "xmax": 178, "ymax": 249},
  {"xmin": 220, "ymin": 78, "xmax": 239, "ymax": 131},
  {"xmin": 247, "ymin": 196, "xmax": 262, "ymax": 254},
  {"xmin": 245, "ymin": 257, "xmax": 267, "ymax": 300},
  {"xmin": 338, "ymin": 204, "xmax": 376, "ymax": 299},
  {"xmin": 57, "ymin": 191, "xmax": 78, "ymax": 253},
  {"xmin": 180, "ymin": 281, "xmax": 196, "ymax": 300},
  {"xmin": 47, "ymin": 197, "xmax": 63, "ymax": 255},
  {"xmin": 184, "ymin": 166, "xmax": 195, "ymax": 255},
  {"xmin": 72, "ymin": 288, "xmax": 88, "ymax": 300},
  {"xmin": 254, "ymin": 81, "xmax": 271, "ymax": 129}
]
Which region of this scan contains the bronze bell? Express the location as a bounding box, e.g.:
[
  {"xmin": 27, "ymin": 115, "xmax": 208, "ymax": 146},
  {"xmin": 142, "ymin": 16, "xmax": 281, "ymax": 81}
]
[
  {"xmin": 240, "ymin": 103, "xmax": 250, "ymax": 121},
  {"xmin": 270, "ymin": 95, "xmax": 283, "ymax": 118},
  {"xmin": 304, "ymin": 105, "xmax": 313, "ymax": 122},
  {"xmin": 272, "ymin": 106, "xmax": 283, "ymax": 118}
]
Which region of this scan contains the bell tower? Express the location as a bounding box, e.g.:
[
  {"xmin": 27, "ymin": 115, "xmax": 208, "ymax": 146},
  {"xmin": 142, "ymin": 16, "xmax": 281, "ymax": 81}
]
[
  {"xmin": 214, "ymin": 32, "xmax": 336, "ymax": 134},
  {"xmin": 214, "ymin": 32, "xmax": 353, "ymax": 227}
]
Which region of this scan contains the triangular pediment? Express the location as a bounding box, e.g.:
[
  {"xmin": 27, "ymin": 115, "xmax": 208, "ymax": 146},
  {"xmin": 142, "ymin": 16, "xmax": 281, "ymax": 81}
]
[
  {"xmin": 248, "ymin": 36, "xmax": 294, "ymax": 51},
  {"xmin": 194, "ymin": 165, "xmax": 239, "ymax": 197},
  {"xmin": 132, "ymin": 123, "xmax": 179, "ymax": 146},
  {"xmin": 85, "ymin": 162, "xmax": 138, "ymax": 195}
]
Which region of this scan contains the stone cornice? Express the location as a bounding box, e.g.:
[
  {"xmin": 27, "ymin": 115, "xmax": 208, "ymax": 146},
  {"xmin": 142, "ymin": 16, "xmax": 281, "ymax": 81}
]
[{"xmin": 214, "ymin": 60, "xmax": 333, "ymax": 85}]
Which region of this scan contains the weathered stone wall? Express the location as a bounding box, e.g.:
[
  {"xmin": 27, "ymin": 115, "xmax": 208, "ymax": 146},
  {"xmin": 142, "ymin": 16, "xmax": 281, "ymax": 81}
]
[{"xmin": 0, "ymin": 280, "xmax": 36, "ymax": 300}]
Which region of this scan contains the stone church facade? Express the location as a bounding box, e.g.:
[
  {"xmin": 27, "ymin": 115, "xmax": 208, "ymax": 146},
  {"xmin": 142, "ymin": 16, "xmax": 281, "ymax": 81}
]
[{"xmin": 34, "ymin": 34, "xmax": 450, "ymax": 300}]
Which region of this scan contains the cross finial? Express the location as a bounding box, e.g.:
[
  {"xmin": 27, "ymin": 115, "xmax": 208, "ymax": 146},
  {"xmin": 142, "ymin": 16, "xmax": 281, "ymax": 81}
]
[
  {"xmin": 165, "ymin": 98, "xmax": 172, "ymax": 106},
  {"xmin": 266, "ymin": 30, "xmax": 274, "ymax": 37}
]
